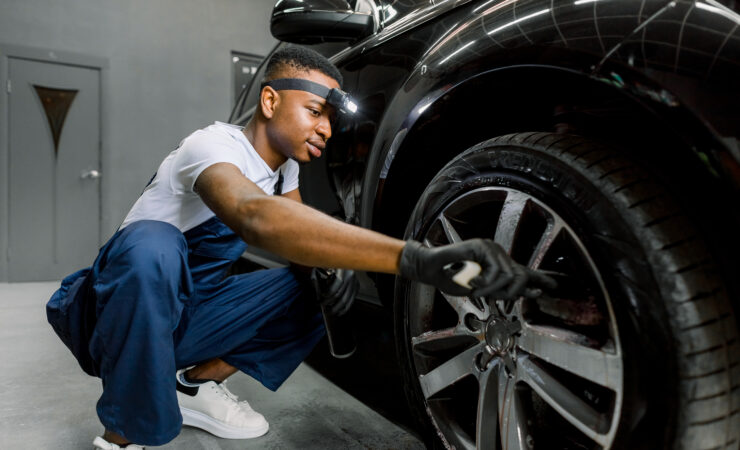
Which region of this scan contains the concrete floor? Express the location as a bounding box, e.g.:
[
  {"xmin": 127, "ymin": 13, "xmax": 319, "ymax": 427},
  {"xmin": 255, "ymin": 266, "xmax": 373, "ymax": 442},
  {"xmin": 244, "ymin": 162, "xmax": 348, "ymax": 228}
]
[{"xmin": 0, "ymin": 282, "xmax": 424, "ymax": 449}]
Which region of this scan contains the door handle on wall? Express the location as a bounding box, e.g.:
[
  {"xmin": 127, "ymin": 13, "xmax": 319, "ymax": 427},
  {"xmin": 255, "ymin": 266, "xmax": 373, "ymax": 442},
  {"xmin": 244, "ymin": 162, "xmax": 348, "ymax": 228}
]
[{"xmin": 80, "ymin": 169, "xmax": 101, "ymax": 179}]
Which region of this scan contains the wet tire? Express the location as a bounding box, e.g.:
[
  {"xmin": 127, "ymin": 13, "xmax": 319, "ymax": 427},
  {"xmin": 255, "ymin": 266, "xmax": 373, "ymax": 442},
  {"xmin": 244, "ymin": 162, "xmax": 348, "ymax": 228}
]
[{"xmin": 394, "ymin": 132, "xmax": 739, "ymax": 449}]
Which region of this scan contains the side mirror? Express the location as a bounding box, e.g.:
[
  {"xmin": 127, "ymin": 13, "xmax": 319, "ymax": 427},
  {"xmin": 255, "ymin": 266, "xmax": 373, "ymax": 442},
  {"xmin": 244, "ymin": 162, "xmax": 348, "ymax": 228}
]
[{"xmin": 271, "ymin": 0, "xmax": 374, "ymax": 44}]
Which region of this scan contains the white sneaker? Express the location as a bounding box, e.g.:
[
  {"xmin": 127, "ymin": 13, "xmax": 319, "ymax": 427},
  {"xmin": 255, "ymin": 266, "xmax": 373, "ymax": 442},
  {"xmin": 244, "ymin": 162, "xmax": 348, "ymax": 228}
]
[
  {"xmin": 92, "ymin": 436, "xmax": 144, "ymax": 449},
  {"xmin": 176, "ymin": 370, "xmax": 269, "ymax": 439}
]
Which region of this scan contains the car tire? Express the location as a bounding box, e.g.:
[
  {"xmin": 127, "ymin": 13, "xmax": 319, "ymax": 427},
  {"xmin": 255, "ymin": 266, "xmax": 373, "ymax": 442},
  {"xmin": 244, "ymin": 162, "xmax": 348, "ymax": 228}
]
[{"xmin": 394, "ymin": 132, "xmax": 739, "ymax": 449}]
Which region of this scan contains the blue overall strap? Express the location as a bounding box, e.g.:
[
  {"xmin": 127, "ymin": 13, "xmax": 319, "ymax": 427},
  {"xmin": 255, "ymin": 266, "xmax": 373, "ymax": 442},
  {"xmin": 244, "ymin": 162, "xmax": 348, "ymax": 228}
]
[{"xmin": 184, "ymin": 216, "xmax": 247, "ymax": 286}]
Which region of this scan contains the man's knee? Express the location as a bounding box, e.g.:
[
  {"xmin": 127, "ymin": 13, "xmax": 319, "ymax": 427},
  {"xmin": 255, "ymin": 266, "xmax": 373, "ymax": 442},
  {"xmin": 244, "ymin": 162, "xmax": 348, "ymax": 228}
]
[
  {"xmin": 94, "ymin": 220, "xmax": 192, "ymax": 306},
  {"xmin": 108, "ymin": 221, "xmax": 187, "ymax": 272}
]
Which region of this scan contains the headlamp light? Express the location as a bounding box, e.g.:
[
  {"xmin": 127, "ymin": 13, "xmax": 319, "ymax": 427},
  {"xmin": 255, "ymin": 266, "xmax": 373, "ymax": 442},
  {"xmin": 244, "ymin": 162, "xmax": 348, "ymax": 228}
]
[{"xmin": 261, "ymin": 78, "xmax": 358, "ymax": 116}]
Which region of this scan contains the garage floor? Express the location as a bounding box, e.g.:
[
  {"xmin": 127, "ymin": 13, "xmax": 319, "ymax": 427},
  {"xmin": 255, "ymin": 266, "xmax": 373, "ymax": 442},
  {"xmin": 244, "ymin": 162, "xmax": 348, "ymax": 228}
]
[{"xmin": 0, "ymin": 282, "xmax": 424, "ymax": 449}]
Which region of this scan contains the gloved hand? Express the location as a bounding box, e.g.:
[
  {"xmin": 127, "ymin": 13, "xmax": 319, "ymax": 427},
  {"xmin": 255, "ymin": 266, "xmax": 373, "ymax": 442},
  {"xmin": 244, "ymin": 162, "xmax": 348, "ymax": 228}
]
[
  {"xmin": 399, "ymin": 239, "xmax": 557, "ymax": 298},
  {"xmin": 311, "ymin": 268, "xmax": 360, "ymax": 317}
]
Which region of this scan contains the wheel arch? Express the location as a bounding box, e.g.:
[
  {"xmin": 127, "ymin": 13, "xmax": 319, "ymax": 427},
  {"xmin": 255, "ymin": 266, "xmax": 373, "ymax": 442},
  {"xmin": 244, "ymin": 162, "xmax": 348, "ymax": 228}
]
[
  {"xmin": 373, "ymin": 65, "xmax": 730, "ymax": 232},
  {"xmin": 369, "ymin": 64, "xmax": 740, "ymax": 310}
]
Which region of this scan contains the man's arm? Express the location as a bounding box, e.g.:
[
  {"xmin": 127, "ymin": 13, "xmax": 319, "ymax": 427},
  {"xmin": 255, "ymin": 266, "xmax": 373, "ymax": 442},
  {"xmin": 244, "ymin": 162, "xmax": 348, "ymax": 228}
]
[
  {"xmin": 196, "ymin": 162, "xmax": 556, "ymax": 297},
  {"xmin": 195, "ymin": 162, "xmax": 405, "ymax": 273},
  {"xmin": 281, "ymin": 185, "xmax": 359, "ymax": 315},
  {"xmin": 281, "ymin": 188, "xmax": 302, "ymax": 203}
]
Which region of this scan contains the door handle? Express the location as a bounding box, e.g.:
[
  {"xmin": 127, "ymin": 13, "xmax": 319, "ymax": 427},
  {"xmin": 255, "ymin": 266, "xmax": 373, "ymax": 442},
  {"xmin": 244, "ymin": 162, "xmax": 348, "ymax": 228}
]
[{"xmin": 81, "ymin": 169, "xmax": 101, "ymax": 179}]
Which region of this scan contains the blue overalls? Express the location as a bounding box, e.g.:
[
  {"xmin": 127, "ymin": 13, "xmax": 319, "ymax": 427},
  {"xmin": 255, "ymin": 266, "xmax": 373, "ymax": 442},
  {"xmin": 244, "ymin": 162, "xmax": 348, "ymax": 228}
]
[{"xmin": 46, "ymin": 217, "xmax": 325, "ymax": 445}]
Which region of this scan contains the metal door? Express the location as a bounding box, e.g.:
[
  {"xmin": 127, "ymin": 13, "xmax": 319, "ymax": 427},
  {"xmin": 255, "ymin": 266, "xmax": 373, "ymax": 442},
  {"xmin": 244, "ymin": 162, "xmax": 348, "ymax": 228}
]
[{"xmin": 8, "ymin": 58, "xmax": 100, "ymax": 281}]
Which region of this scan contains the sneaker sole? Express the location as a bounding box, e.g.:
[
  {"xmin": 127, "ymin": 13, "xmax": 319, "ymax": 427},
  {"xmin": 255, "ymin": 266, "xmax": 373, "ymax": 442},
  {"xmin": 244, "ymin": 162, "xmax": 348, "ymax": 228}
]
[{"xmin": 180, "ymin": 407, "xmax": 269, "ymax": 439}]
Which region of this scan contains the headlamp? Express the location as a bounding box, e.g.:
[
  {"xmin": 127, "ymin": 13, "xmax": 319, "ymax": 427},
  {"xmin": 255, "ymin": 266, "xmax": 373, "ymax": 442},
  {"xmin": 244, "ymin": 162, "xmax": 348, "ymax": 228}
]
[{"xmin": 261, "ymin": 78, "xmax": 358, "ymax": 116}]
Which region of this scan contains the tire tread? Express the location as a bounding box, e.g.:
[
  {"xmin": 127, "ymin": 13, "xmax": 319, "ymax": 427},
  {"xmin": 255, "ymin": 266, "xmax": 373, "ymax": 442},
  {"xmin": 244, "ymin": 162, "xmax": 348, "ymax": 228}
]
[
  {"xmin": 497, "ymin": 133, "xmax": 739, "ymax": 450},
  {"xmin": 398, "ymin": 132, "xmax": 738, "ymax": 450}
]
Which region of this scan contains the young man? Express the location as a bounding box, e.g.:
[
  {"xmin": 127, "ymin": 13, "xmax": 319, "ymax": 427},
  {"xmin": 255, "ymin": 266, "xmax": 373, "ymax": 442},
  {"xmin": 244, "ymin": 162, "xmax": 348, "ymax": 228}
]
[{"xmin": 47, "ymin": 46, "xmax": 553, "ymax": 449}]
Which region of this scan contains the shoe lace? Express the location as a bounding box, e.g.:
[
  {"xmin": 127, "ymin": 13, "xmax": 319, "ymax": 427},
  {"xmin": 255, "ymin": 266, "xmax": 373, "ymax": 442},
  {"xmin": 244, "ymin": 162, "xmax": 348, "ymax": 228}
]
[
  {"xmin": 215, "ymin": 380, "xmax": 253, "ymax": 411},
  {"xmin": 218, "ymin": 380, "xmax": 239, "ymax": 402}
]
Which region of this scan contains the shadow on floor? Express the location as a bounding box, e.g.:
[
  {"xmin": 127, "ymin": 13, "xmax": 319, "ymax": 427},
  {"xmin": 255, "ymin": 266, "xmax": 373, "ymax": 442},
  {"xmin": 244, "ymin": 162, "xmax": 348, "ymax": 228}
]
[{"xmin": 304, "ymin": 300, "xmax": 422, "ymax": 439}]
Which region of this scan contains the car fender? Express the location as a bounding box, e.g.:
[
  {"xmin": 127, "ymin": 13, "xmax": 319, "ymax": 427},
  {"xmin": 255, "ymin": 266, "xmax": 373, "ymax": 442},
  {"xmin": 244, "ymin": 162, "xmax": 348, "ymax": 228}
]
[{"xmin": 358, "ymin": 0, "xmax": 740, "ymax": 232}]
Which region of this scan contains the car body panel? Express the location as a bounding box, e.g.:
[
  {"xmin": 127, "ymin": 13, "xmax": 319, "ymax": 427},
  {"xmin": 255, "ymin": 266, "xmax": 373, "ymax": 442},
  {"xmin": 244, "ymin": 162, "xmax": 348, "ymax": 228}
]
[
  {"xmin": 250, "ymin": 3, "xmax": 740, "ymax": 445},
  {"xmin": 236, "ymin": 0, "xmax": 740, "ymax": 304},
  {"xmin": 313, "ymin": 0, "xmax": 740, "ymax": 231}
]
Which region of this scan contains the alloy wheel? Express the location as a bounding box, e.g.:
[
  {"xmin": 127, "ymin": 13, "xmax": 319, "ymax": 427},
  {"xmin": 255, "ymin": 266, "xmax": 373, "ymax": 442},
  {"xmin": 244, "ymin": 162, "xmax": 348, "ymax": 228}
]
[{"xmin": 407, "ymin": 187, "xmax": 624, "ymax": 449}]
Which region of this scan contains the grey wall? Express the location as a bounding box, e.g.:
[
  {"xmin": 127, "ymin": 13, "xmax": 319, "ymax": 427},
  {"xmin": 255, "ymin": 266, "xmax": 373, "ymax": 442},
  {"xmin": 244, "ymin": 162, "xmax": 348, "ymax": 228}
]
[{"xmin": 0, "ymin": 0, "xmax": 278, "ymax": 280}]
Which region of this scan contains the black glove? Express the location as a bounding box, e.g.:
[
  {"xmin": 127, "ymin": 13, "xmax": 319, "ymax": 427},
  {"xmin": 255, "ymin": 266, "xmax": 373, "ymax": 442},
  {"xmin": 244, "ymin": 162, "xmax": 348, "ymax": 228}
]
[
  {"xmin": 399, "ymin": 239, "xmax": 557, "ymax": 298},
  {"xmin": 311, "ymin": 268, "xmax": 360, "ymax": 317}
]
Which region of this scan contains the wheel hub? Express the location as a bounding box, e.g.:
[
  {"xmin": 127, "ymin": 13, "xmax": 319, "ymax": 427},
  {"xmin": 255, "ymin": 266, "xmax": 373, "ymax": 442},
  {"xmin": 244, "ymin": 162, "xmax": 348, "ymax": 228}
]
[
  {"xmin": 471, "ymin": 311, "xmax": 522, "ymax": 373},
  {"xmin": 485, "ymin": 317, "xmax": 514, "ymax": 354}
]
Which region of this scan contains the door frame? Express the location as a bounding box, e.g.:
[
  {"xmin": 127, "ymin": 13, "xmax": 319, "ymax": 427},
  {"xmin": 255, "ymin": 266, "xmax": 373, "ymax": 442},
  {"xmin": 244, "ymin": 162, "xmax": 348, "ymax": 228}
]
[{"xmin": 0, "ymin": 44, "xmax": 108, "ymax": 282}]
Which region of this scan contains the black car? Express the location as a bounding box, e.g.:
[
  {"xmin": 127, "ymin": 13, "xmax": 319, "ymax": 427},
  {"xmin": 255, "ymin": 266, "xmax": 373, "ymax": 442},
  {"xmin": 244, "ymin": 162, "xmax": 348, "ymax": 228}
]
[{"xmin": 229, "ymin": 1, "xmax": 740, "ymax": 448}]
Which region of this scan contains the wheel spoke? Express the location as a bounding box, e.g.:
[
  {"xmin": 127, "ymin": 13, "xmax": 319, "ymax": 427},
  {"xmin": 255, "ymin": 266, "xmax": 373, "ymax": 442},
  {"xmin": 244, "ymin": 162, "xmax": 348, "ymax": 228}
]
[
  {"xmin": 475, "ymin": 361, "xmax": 501, "ymax": 449},
  {"xmin": 500, "ymin": 380, "xmax": 532, "ymax": 450},
  {"xmin": 497, "ymin": 366, "xmax": 524, "ymax": 449},
  {"xmin": 518, "ymin": 324, "xmax": 622, "ymax": 389},
  {"xmin": 438, "ymin": 214, "xmax": 463, "ymax": 243},
  {"xmin": 494, "ymin": 191, "xmax": 529, "ymax": 253},
  {"xmin": 441, "ymin": 290, "xmax": 489, "ymax": 317},
  {"xmin": 419, "ymin": 342, "xmax": 484, "ymax": 399},
  {"xmin": 412, "ymin": 327, "xmax": 474, "ymax": 354},
  {"xmin": 518, "ymin": 356, "xmax": 611, "ymax": 446},
  {"xmin": 527, "ymin": 217, "xmax": 565, "ymax": 269}
]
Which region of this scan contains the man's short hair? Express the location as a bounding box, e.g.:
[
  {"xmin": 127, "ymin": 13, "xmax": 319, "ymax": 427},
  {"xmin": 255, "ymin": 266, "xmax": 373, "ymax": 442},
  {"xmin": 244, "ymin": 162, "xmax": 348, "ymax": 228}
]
[{"xmin": 264, "ymin": 46, "xmax": 343, "ymax": 88}]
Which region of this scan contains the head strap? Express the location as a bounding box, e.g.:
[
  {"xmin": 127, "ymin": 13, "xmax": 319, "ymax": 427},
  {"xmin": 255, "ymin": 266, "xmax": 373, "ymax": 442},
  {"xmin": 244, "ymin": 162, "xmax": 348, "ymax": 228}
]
[
  {"xmin": 261, "ymin": 78, "xmax": 357, "ymax": 115},
  {"xmin": 261, "ymin": 78, "xmax": 331, "ymax": 98}
]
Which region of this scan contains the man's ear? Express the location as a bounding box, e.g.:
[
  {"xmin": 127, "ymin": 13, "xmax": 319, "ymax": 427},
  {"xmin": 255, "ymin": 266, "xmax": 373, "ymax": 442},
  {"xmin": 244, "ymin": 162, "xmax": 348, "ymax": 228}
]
[{"xmin": 260, "ymin": 86, "xmax": 279, "ymax": 119}]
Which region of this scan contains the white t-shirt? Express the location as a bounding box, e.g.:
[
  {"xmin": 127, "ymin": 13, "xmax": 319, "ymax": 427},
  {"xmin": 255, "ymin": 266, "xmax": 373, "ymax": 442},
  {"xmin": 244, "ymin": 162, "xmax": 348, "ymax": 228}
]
[{"xmin": 120, "ymin": 121, "xmax": 299, "ymax": 232}]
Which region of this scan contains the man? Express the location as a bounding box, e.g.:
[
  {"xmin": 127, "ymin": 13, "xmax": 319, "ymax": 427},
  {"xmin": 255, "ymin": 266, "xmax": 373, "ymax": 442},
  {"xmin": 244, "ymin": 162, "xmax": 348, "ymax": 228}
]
[{"xmin": 47, "ymin": 46, "xmax": 554, "ymax": 449}]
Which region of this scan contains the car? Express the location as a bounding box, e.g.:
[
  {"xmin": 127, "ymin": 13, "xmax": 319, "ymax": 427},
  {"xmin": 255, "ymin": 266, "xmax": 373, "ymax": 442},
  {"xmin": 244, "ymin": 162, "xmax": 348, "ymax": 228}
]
[{"xmin": 229, "ymin": 1, "xmax": 740, "ymax": 449}]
